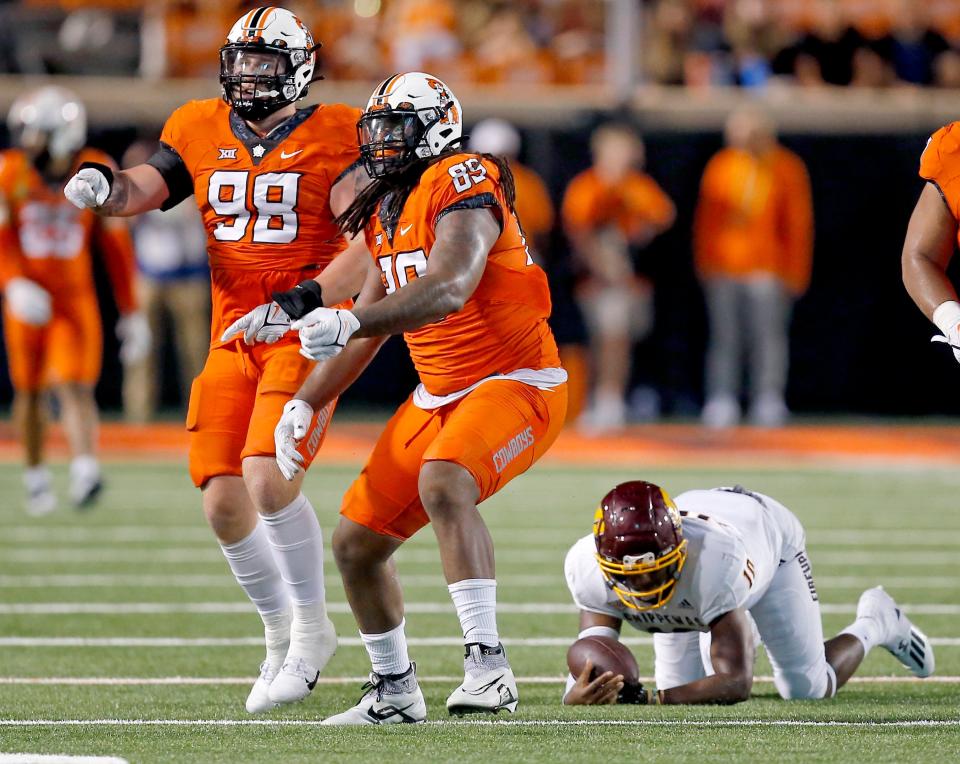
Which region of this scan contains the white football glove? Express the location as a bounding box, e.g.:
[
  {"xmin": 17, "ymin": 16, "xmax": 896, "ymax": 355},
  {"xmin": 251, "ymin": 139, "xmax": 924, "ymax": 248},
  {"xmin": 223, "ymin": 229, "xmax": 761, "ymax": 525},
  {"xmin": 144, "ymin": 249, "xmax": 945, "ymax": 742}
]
[
  {"xmin": 932, "ymin": 300, "xmax": 960, "ymax": 364},
  {"xmin": 64, "ymin": 167, "xmax": 111, "ymax": 209},
  {"xmin": 4, "ymin": 277, "xmax": 52, "ymax": 326},
  {"xmin": 221, "ymin": 302, "xmax": 291, "ymax": 345},
  {"xmin": 116, "ymin": 311, "xmax": 152, "ymax": 365},
  {"xmin": 292, "ymin": 307, "xmax": 361, "ymax": 362},
  {"xmin": 275, "ymin": 399, "xmax": 314, "ymax": 481}
]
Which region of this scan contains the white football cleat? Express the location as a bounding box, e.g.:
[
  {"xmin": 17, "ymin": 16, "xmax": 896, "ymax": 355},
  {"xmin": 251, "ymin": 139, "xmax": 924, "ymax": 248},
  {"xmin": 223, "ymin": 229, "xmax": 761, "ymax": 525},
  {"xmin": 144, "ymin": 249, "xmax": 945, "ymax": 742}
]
[
  {"xmin": 446, "ymin": 643, "xmax": 519, "ymax": 716},
  {"xmin": 245, "ymin": 660, "xmax": 280, "ymax": 714},
  {"xmin": 267, "ymin": 617, "xmax": 337, "ymax": 705},
  {"xmin": 24, "ymin": 466, "xmax": 57, "ymax": 517},
  {"xmin": 69, "ymin": 456, "xmax": 102, "ymax": 509},
  {"xmin": 857, "ymin": 586, "xmax": 935, "ymax": 678},
  {"xmin": 322, "ymin": 663, "xmax": 426, "ymax": 725}
]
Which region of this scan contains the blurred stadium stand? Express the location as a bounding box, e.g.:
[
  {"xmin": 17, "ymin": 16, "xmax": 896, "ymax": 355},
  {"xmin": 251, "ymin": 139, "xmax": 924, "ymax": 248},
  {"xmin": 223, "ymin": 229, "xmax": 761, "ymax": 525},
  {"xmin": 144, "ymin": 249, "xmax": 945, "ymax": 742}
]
[{"xmin": 1, "ymin": 0, "xmax": 959, "ymax": 418}]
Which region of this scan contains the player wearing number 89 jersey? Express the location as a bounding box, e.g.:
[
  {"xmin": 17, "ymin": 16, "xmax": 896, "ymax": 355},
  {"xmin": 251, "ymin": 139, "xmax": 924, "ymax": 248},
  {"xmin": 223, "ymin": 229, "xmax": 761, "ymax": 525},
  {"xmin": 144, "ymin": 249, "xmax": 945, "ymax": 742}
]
[
  {"xmin": 274, "ymin": 72, "xmax": 567, "ymax": 724},
  {"xmin": 63, "ymin": 7, "xmax": 371, "ymax": 714}
]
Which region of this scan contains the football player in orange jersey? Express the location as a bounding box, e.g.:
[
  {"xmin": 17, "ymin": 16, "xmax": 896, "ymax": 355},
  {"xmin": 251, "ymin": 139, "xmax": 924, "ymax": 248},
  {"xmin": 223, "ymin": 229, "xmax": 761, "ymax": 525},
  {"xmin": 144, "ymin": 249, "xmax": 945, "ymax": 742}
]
[
  {"xmin": 64, "ymin": 7, "xmax": 371, "ymax": 712},
  {"xmin": 903, "ymin": 122, "xmax": 960, "ymax": 358},
  {"xmin": 273, "ymin": 72, "xmax": 569, "ymax": 724},
  {"xmin": 1, "ymin": 86, "xmax": 147, "ymax": 515}
]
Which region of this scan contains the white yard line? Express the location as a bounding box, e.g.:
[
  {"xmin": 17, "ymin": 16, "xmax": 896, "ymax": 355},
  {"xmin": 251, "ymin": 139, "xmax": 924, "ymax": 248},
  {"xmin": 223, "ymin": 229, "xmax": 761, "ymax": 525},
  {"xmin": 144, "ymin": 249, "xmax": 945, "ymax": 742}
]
[
  {"xmin": 1, "ymin": 602, "xmax": 958, "ymax": 616},
  {"xmin": 0, "ymin": 719, "xmax": 956, "ymax": 728},
  {"xmin": 0, "ymin": 756, "xmax": 128, "ymax": 764},
  {"xmin": 0, "ymin": 574, "xmax": 955, "ymax": 589},
  {"xmin": 0, "ymin": 675, "xmax": 958, "ymax": 686},
  {"xmin": 2, "ymin": 636, "xmax": 960, "ymax": 648},
  {"xmin": 2, "ymin": 548, "xmax": 956, "ymax": 567},
  {"xmin": 0, "ymin": 527, "xmax": 958, "ymax": 546}
]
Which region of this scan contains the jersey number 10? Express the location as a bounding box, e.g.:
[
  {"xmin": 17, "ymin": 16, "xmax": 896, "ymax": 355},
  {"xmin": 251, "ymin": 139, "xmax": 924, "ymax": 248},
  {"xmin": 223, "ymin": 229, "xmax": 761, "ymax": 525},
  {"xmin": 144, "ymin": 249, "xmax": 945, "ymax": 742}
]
[{"xmin": 208, "ymin": 170, "xmax": 301, "ymax": 244}]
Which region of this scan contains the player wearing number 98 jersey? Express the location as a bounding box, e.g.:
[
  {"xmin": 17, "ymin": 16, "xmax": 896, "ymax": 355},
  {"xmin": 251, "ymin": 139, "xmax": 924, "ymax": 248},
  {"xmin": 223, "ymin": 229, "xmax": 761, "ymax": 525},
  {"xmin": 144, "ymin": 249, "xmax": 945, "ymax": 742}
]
[
  {"xmin": 63, "ymin": 6, "xmax": 372, "ymax": 714},
  {"xmin": 273, "ymin": 72, "xmax": 568, "ymax": 724}
]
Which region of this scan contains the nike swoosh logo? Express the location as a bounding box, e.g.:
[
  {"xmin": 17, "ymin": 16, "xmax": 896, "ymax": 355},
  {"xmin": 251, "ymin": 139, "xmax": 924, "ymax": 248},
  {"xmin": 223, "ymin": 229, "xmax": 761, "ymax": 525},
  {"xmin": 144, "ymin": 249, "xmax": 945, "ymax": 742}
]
[
  {"xmin": 399, "ymin": 224, "xmax": 413, "ymax": 235},
  {"xmin": 366, "ymin": 702, "xmax": 417, "ymax": 723},
  {"xmin": 465, "ymin": 674, "xmax": 505, "ymax": 695},
  {"xmin": 281, "ymin": 149, "xmax": 303, "ymax": 159},
  {"xmin": 306, "ymin": 671, "xmax": 320, "ymax": 690}
]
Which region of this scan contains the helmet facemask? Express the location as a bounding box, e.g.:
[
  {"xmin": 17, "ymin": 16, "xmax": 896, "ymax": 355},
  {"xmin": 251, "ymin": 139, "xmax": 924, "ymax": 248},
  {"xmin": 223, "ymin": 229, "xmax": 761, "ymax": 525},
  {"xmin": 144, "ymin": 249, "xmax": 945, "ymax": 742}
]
[
  {"xmin": 358, "ymin": 103, "xmax": 450, "ymax": 179},
  {"xmin": 220, "ymin": 43, "xmax": 311, "ymax": 121},
  {"xmin": 595, "ymin": 539, "xmax": 688, "ymax": 612}
]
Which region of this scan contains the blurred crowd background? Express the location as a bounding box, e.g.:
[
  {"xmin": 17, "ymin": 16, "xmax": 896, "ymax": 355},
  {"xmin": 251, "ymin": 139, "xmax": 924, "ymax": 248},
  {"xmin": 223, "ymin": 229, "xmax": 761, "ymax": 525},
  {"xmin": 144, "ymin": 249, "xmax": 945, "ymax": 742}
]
[
  {"xmin": 0, "ymin": 0, "xmax": 959, "ymax": 433},
  {"xmin": 4, "ymin": 0, "xmax": 960, "ymax": 88}
]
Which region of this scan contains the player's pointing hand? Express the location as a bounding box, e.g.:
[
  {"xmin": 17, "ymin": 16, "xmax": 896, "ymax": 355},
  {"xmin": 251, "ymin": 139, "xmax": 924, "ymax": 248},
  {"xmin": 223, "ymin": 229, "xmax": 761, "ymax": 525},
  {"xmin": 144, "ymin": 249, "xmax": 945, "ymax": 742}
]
[
  {"xmin": 63, "ymin": 164, "xmax": 112, "ymax": 209},
  {"xmin": 274, "ymin": 399, "xmax": 314, "ymax": 480},
  {"xmin": 293, "ymin": 307, "xmax": 361, "ymax": 362}
]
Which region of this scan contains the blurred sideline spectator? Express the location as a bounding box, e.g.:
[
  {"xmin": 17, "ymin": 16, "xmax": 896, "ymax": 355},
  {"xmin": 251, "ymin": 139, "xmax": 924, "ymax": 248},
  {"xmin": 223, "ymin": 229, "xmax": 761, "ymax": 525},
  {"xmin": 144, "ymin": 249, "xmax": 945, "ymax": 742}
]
[
  {"xmin": 468, "ymin": 118, "xmax": 592, "ymax": 423},
  {"xmin": 120, "ymin": 139, "xmax": 208, "ymax": 423},
  {"xmin": 694, "ymin": 107, "xmax": 813, "ymax": 429},
  {"xmin": 561, "ymin": 124, "xmax": 675, "ymax": 434}
]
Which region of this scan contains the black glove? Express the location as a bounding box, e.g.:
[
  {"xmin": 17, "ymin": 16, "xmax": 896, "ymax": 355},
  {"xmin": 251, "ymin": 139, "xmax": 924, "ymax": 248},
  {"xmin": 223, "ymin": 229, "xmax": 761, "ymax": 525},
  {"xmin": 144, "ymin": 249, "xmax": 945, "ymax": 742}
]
[
  {"xmin": 618, "ymin": 681, "xmax": 651, "ymax": 705},
  {"xmin": 272, "ymin": 279, "xmax": 323, "ymax": 320}
]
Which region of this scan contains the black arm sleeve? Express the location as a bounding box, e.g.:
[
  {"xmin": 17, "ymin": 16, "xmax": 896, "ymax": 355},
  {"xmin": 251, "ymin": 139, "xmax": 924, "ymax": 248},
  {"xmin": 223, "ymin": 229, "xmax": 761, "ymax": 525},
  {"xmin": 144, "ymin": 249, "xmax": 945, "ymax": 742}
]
[
  {"xmin": 434, "ymin": 192, "xmax": 503, "ymax": 232},
  {"xmin": 146, "ymin": 142, "xmax": 194, "ymax": 211}
]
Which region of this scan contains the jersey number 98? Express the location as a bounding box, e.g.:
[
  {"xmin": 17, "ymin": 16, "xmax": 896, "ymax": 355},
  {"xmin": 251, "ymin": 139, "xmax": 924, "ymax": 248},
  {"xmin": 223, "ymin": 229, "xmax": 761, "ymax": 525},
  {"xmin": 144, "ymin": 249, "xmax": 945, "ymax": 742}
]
[{"xmin": 208, "ymin": 170, "xmax": 301, "ymax": 244}]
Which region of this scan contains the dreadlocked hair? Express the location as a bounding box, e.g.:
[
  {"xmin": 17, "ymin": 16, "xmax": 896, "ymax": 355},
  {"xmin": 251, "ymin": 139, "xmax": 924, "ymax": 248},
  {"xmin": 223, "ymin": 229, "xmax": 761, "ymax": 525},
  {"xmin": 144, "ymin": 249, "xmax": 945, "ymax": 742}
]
[{"xmin": 336, "ymin": 150, "xmax": 517, "ymax": 238}]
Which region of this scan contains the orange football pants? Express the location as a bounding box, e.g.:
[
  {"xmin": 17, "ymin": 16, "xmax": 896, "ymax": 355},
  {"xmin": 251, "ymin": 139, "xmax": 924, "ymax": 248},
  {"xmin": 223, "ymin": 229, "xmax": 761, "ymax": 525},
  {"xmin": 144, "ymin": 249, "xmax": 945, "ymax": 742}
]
[
  {"xmin": 342, "ymin": 379, "xmax": 568, "ymax": 540},
  {"xmin": 186, "ymin": 340, "xmax": 335, "ymax": 487},
  {"xmin": 2, "ymin": 295, "xmax": 102, "ymax": 392}
]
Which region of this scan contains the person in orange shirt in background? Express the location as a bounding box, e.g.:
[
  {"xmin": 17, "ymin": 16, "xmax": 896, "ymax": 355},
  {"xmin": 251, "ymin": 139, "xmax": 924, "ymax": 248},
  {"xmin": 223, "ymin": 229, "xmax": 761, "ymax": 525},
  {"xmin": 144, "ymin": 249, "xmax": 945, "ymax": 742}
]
[
  {"xmin": 468, "ymin": 117, "xmax": 591, "ymax": 423},
  {"xmin": 694, "ymin": 107, "xmax": 813, "ymax": 429},
  {"xmin": 468, "ymin": 119, "xmax": 554, "ymax": 262},
  {"xmin": 561, "ymin": 123, "xmax": 676, "ymax": 433},
  {"xmin": 0, "ymin": 86, "xmax": 148, "ymax": 515}
]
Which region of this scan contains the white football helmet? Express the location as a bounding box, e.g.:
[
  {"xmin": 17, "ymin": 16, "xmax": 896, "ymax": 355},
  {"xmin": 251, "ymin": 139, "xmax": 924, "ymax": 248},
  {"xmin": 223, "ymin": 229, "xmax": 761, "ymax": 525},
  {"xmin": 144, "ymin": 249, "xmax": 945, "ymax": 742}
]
[
  {"xmin": 8, "ymin": 86, "xmax": 86, "ymax": 161},
  {"xmin": 469, "ymin": 118, "xmax": 521, "ymax": 159},
  {"xmin": 359, "ymin": 72, "xmax": 463, "ymax": 178},
  {"xmin": 220, "ymin": 6, "xmax": 319, "ymax": 121}
]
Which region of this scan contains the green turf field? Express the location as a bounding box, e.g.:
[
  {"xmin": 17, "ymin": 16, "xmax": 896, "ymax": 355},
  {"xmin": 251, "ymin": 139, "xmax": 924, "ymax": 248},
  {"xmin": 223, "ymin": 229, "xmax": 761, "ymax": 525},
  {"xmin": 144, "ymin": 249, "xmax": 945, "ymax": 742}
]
[{"xmin": 0, "ymin": 461, "xmax": 958, "ymax": 762}]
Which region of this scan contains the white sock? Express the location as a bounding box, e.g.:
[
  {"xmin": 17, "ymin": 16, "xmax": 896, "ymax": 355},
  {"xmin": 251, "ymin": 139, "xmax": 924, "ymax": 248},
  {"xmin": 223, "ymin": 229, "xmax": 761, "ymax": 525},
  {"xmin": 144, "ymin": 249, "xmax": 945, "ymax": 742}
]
[
  {"xmin": 448, "ymin": 578, "xmax": 499, "ymax": 647},
  {"xmin": 839, "ymin": 616, "xmax": 885, "ymax": 654},
  {"xmin": 220, "ymin": 521, "xmax": 290, "ymax": 667},
  {"xmin": 24, "ymin": 465, "xmax": 52, "ymax": 492},
  {"xmin": 70, "ymin": 455, "xmax": 99, "ymax": 483},
  {"xmin": 360, "ymin": 619, "xmax": 411, "ymax": 676},
  {"xmin": 261, "ymin": 494, "xmax": 329, "ymax": 666}
]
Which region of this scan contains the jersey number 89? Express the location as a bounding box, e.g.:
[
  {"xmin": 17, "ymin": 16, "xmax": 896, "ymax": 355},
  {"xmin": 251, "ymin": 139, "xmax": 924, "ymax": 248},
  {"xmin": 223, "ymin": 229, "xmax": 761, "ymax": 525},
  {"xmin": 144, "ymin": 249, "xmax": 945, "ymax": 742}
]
[{"xmin": 208, "ymin": 170, "xmax": 301, "ymax": 244}]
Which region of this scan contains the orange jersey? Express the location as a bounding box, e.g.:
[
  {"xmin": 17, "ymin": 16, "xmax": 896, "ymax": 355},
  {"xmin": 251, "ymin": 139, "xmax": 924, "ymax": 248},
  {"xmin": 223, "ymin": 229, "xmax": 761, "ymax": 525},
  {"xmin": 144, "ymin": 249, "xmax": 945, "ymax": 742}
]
[
  {"xmin": 921, "ymin": 122, "xmax": 960, "ymax": 244},
  {"xmin": 561, "ymin": 167, "xmax": 675, "ymax": 241},
  {"xmin": 0, "ymin": 147, "xmax": 136, "ymax": 313},
  {"xmin": 694, "ymin": 146, "xmax": 813, "ymax": 294},
  {"xmin": 364, "ymin": 153, "xmax": 561, "ymax": 396},
  {"xmin": 157, "ymin": 98, "xmax": 361, "ymax": 346}
]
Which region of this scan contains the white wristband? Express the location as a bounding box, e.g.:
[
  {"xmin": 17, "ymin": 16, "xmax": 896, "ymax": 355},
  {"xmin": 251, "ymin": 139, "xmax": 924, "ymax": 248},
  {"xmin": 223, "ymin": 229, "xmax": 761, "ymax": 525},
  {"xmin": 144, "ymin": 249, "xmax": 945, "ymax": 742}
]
[
  {"xmin": 577, "ymin": 625, "xmax": 621, "ymax": 641},
  {"xmin": 933, "ymin": 300, "xmax": 960, "ymax": 336}
]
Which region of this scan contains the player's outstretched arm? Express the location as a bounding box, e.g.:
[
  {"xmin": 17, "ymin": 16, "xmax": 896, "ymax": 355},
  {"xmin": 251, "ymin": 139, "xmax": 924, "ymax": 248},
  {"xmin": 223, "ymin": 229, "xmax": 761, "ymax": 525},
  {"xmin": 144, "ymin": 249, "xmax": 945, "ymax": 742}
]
[
  {"xmin": 351, "ymin": 207, "xmax": 497, "ymax": 336},
  {"xmin": 902, "ymin": 182, "xmax": 959, "ymax": 321},
  {"xmin": 902, "ymin": 183, "xmax": 960, "ymax": 363},
  {"xmin": 64, "ymin": 162, "xmax": 170, "ymax": 217},
  {"xmin": 293, "ymin": 207, "xmax": 498, "ymax": 361},
  {"xmin": 658, "ymin": 608, "xmax": 755, "ymax": 705},
  {"xmin": 274, "ymin": 265, "xmax": 388, "ymax": 480}
]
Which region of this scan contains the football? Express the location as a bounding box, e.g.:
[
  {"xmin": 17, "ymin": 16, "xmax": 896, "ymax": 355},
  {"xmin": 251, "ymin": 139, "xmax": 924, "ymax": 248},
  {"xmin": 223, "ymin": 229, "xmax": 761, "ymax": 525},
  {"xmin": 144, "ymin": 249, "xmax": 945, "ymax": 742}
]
[{"xmin": 566, "ymin": 635, "xmax": 640, "ymax": 684}]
